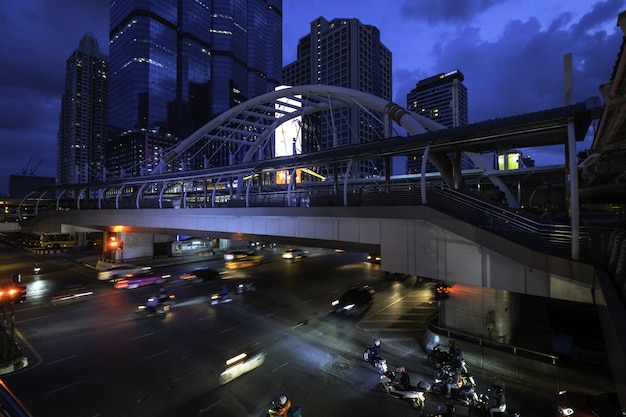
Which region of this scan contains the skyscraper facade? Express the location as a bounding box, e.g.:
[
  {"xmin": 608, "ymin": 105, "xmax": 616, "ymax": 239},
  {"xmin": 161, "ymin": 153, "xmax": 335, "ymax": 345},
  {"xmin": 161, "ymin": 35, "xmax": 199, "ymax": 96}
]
[
  {"xmin": 57, "ymin": 32, "xmax": 108, "ymax": 185},
  {"xmin": 406, "ymin": 70, "xmax": 468, "ymax": 129},
  {"xmin": 108, "ymin": 0, "xmax": 282, "ymax": 173},
  {"xmin": 406, "ymin": 70, "xmax": 472, "ymax": 174},
  {"xmin": 282, "ymin": 17, "xmax": 392, "ymax": 177}
]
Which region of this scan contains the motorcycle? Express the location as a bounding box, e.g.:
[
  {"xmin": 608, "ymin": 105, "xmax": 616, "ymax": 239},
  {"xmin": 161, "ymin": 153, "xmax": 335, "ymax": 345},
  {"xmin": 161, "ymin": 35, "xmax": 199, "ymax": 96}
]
[
  {"xmin": 431, "ymin": 373, "xmax": 479, "ymax": 406},
  {"xmin": 211, "ymin": 292, "xmax": 233, "ymax": 305},
  {"xmin": 266, "ymin": 397, "xmax": 302, "ymax": 417},
  {"xmin": 237, "ymin": 281, "xmax": 256, "ymax": 294},
  {"xmin": 134, "ymin": 298, "xmax": 170, "ymax": 318},
  {"xmin": 430, "ymin": 344, "xmax": 468, "ymax": 379},
  {"xmin": 433, "ymin": 358, "xmax": 468, "ymax": 380},
  {"xmin": 379, "ymin": 370, "xmax": 427, "ymax": 409},
  {"xmin": 157, "ymin": 293, "xmax": 176, "ymax": 307},
  {"xmin": 469, "ymin": 392, "xmax": 520, "ymax": 417},
  {"xmin": 363, "ymin": 345, "xmax": 388, "ymax": 374}
]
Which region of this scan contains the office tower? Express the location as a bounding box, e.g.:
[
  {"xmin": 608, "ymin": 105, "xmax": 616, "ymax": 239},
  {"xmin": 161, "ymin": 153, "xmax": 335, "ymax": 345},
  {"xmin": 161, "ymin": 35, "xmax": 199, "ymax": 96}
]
[
  {"xmin": 108, "ymin": 0, "xmax": 283, "ymax": 174},
  {"xmin": 407, "ymin": 70, "xmax": 468, "ymax": 128},
  {"xmin": 283, "ymin": 17, "xmax": 392, "ymax": 178},
  {"xmin": 406, "ymin": 70, "xmax": 471, "ymax": 173},
  {"xmin": 57, "ymin": 32, "xmax": 108, "ymax": 185}
]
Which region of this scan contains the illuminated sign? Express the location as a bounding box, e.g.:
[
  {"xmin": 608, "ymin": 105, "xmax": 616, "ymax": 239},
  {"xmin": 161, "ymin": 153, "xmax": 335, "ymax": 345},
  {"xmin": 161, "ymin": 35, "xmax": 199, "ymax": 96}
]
[
  {"xmin": 497, "ymin": 151, "xmax": 522, "ymax": 170},
  {"xmin": 274, "ymin": 86, "xmax": 302, "ymax": 158}
]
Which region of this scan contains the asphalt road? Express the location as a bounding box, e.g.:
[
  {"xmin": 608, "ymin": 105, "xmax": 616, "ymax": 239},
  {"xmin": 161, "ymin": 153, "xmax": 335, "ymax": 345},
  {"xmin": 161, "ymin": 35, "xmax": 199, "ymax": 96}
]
[{"xmin": 0, "ymin": 245, "xmax": 567, "ymax": 417}]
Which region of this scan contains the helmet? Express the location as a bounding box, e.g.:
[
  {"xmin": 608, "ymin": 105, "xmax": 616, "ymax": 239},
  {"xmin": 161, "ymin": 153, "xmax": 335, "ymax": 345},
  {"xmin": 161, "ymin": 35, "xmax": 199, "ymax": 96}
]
[
  {"xmin": 374, "ymin": 339, "xmax": 381, "ymax": 346},
  {"xmin": 278, "ymin": 395, "xmax": 287, "ymax": 406},
  {"xmin": 397, "ymin": 366, "xmax": 405, "ymax": 373}
]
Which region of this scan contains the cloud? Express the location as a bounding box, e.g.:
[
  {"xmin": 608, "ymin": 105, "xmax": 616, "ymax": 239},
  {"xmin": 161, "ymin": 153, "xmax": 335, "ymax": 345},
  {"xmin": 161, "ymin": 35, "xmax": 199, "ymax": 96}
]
[{"xmin": 400, "ymin": 0, "xmax": 505, "ymax": 24}]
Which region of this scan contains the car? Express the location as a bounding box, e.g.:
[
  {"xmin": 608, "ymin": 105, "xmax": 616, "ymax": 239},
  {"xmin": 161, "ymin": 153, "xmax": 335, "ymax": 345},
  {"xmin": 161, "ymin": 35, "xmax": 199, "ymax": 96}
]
[
  {"xmin": 331, "ymin": 284, "xmax": 375, "ymax": 316},
  {"xmin": 179, "ymin": 267, "xmax": 224, "ymax": 282},
  {"xmin": 367, "ymin": 253, "xmax": 381, "ymax": 263},
  {"xmin": 557, "ymin": 390, "xmax": 623, "ymax": 417},
  {"xmin": 223, "ymin": 249, "xmax": 255, "ymax": 261},
  {"xmin": 98, "ymin": 265, "xmax": 149, "ymax": 281},
  {"xmin": 281, "ymin": 248, "xmax": 308, "ymax": 260},
  {"xmin": 225, "ymin": 254, "xmax": 264, "ymax": 270},
  {"xmin": 114, "ymin": 270, "xmax": 170, "ymax": 289}
]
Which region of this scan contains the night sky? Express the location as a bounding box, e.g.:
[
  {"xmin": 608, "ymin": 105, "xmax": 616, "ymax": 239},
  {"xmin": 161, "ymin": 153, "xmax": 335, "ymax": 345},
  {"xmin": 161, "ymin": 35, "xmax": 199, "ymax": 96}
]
[{"xmin": 0, "ymin": 0, "xmax": 624, "ymax": 195}]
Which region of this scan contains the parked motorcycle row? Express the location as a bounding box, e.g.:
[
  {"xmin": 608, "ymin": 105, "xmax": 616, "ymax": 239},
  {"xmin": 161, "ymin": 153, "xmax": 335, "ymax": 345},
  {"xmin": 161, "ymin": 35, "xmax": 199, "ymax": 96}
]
[{"xmin": 363, "ymin": 339, "xmax": 520, "ymax": 416}]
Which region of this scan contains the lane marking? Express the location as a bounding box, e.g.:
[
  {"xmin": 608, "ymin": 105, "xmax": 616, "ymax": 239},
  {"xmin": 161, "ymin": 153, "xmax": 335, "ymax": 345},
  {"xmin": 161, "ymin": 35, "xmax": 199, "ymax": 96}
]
[
  {"xmin": 199, "ymin": 399, "xmax": 223, "ymax": 414},
  {"xmin": 46, "ymin": 354, "xmax": 77, "ymax": 366},
  {"xmin": 145, "ymin": 350, "xmax": 169, "ymax": 360},
  {"xmin": 46, "ymin": 380, "xmax": 83, "ymax": 395},
  {"xmin": 132, "ymin": 332, "xmax": 154, "ymax": 340},
  {"xmin": 217, "ymin": 327, "xmax": 233, "ymax": 335},
  {"xmin": 272, "ymin": 362, "xmax": 288, "ymax": 372}
]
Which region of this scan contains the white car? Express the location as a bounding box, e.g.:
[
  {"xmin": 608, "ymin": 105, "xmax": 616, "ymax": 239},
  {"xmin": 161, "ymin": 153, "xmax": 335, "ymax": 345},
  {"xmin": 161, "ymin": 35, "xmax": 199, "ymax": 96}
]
[
  {"xmin": 281, "ymin": 248, "xmax": 308, "ymax": 260},
  {"xmin": 97, "ymin": 265, "xmax": 150, "ymax": 281}
]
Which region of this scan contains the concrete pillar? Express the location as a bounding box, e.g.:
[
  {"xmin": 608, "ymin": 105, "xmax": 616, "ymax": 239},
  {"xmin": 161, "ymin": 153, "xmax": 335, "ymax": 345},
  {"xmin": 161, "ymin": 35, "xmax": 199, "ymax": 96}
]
[{"xmin": 440, "ymin": 284, "xmax": 518, "ymax": 344}]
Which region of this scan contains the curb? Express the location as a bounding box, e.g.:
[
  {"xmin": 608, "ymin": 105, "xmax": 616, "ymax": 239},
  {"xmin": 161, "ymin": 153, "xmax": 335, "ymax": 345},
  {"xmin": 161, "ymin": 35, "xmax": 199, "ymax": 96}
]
[{"xmin": 0, "ymin": 356, "xmax": 28, "ymax": 375}]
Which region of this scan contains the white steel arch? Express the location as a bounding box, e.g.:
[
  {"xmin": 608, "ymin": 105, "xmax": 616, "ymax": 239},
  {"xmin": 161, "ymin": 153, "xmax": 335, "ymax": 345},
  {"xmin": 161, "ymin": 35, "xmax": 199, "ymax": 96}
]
[{"xmin": 153, "ymin": 85, "xmax": 444, "ymax": 175}]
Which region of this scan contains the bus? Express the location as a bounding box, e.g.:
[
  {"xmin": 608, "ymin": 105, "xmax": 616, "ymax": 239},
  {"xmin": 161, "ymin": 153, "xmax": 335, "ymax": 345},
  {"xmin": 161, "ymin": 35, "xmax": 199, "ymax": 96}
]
[{"xmin": 39, "ymin": 233, "xmax": 76, "ymax": 249}]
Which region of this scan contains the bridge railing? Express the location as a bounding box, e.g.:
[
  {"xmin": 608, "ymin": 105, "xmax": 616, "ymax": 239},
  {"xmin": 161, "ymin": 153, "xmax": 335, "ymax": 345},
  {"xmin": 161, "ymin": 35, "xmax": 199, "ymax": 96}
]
[{"xmin": 29, "ymin": 181, "xmax": 615, "ymax": 265}]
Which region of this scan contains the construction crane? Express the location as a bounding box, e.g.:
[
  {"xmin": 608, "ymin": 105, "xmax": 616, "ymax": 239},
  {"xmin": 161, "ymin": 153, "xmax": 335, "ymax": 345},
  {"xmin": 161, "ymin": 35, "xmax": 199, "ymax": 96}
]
[{"xmin": 30, "ymin": 158, "xmax": 43, "ymax": 175}]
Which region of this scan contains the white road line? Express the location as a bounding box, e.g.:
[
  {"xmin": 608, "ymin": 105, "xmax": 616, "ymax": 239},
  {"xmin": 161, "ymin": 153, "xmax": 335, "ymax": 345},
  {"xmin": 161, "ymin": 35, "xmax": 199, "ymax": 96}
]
[
  {"xmin": 272, "ymin": 362, "xmax": 288, "ymax": 372},
  {"xmin": 132, "ymin": 332, "xmax": 154, "ymax": 340},
  {"xmin": 217, "ymin": 327, "xmax": 233, "ymax": 335},
  {"xmin": 45, "ymin": 380, "xmax": 83, "ymax": 395},
  {"xmin": 266, "ymin": 311, "xmax": 277, "ymax": 316},
  {"xmin": 173, "ymin": 371, "xmax": 195, "ymax": 383},
  {"xmin": 199, "ymin": 399, "xmax": 223, "ymax": 414},
  {"xmin": 302, "ymin": 299, "xmax": 312, "ymax": 304},
  {"xmin": 198, "ymin": 314, "xmax": 215, "ymax": 321},
  {"xmin": 46, "ymin": 354, "xmax": 77, "ymax": 366},
  {"xmin": 16, "ymin": 314, "xmax": 56, "ymax": 324},
  {"xmin": 145, "ymin": 350, "xmax": 169, "ymax": 360}
]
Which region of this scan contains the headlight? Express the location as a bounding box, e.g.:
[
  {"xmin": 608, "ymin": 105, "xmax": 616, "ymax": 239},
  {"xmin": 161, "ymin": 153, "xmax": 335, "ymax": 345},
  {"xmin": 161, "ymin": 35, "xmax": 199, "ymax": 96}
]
[
  {"xmin": 331, "ymin": 300, "xmax": 339, "ymax": 306},
  {"xmin": 343, "ymin": 304, "xmax": 355, "ymax": 310},
  {"xmin": 560, "ymin": 407, "xmax": 574, "ymax": 416}
]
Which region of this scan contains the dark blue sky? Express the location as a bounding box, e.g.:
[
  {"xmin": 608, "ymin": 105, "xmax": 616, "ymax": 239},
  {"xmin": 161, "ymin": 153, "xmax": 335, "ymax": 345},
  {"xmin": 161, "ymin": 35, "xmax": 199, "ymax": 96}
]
[{"xmin": 0, "ymin": 0, "xmax": 624, "ymax": 195}]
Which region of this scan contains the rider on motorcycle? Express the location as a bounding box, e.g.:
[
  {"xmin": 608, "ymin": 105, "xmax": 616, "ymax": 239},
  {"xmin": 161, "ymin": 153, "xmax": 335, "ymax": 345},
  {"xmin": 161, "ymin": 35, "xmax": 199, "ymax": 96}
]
[
  {"xmin": 397, "ymin": 366, "xmax": 411, "ymax": 390},
  {"xmin": 367, "ymin": 339, "xmax": 382, "ymax": 364},
  {"xmin": 145, "ymin": 297, "xmax": 158, "ymax": 314},
  {"xmin": 446, "ymin": 369, "xmax": 462, "ymax": 398},
  {"xmin": 488, "ymin": 385, "xmax": 506, "ymax": 417},
  {"xmin": 157, "ymin": 287, "xmax": 169, "ymax": 304},
  {"xmin": 269, "ymin": 394, "xmax": 291, "ymax": 417}
]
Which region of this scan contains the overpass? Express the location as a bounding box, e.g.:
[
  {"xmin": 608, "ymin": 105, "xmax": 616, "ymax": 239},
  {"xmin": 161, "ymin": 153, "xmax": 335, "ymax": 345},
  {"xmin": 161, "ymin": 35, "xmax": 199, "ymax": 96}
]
[{"xmin": 11, "ymin": 81, "xmax": 626, "ymax": 402}]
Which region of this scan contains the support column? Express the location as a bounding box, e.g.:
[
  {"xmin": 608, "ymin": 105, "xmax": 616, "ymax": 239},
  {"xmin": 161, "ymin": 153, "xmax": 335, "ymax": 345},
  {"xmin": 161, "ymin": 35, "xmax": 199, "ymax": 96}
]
[{"xmin": 440, "ymin": 285, "xmax": 518, "ymax": 345}]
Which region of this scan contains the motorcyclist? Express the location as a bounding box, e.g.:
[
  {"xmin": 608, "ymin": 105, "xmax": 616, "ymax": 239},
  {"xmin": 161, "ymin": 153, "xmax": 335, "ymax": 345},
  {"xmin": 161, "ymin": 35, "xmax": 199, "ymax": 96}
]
[
  {"xmin": 488, "ymin": 385, "xmax": 506, "ymax": 417},
  {"xmin": 448, "ymin": 339, "xmax": 467, "ymax": 374},
  {"xmin": 369, "ymin": 339, "xmax": 382, "ymax": 362},
  {"xmin": 446, "ymin": 369, "xmax": 461, "ymax": 398},
  {"xmin": 218, "ymin": 285, "xmax": 229, "ymax": 300},
  {"xmin": 157, "ymin": 287, "xmax": 169, "ymax": 304},
  {"xmin": 396, "ymin": 366, "xmax": 411, "ymax": 390},
  {"xmin": 269, "ymin": 394, "xmax": 291, "ymax": 417},
  {"xmin": 145, "ymin": 296, "xmax": 158, "ymax": 314}
]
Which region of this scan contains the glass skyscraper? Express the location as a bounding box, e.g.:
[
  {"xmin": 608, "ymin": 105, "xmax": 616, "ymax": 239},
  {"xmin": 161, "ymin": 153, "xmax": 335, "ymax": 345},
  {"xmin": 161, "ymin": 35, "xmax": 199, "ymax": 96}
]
[
  {"xmin": 108, "ymin": 0, "xmax": 282, "ymax": 172},
  {"xmin": 57, "ymin": 32, "xmax": 108, "ymax": 186}
]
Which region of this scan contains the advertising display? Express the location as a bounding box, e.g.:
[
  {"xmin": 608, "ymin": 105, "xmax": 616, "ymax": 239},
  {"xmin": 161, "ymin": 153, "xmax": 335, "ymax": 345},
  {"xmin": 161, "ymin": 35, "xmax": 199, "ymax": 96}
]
[{"xmin": 275, "ymin": 86, "xmax": 302, "ymax": 184}]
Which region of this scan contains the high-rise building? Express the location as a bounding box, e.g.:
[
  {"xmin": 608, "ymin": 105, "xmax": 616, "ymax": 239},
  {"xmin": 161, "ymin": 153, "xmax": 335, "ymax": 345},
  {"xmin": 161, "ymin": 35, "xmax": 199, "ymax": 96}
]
[
  {"xmin": 108, "ymin": 0, "xmax": 283, "ymax": 174},
  {"xmin": 406, "ymin": 70, "xmax": 472, "ymax": 174},
  {"xmin": 407, "ymin": 70, "xmax": 468, "ymax": 128},
  {"xmin": 282, "ymin": 17, "xmax": 392, "ymax": 178},
  {"xmin": 57, "ymin": 32, "xmax": 108, "ymax": 185}
]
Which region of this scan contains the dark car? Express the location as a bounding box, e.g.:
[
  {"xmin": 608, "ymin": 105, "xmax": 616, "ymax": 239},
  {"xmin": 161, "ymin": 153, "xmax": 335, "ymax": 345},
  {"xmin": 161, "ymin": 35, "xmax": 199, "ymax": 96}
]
[
  {"xmin": 557, "ymin": 390, "xmax": 623, "ymax": 417},
  {"xmin": 331, "ymin": 284, "xmax": 375, "ymax": 316},
  {"xmin": 180, "ymin": 267, "xmax": 224, "ymax": 282}
]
